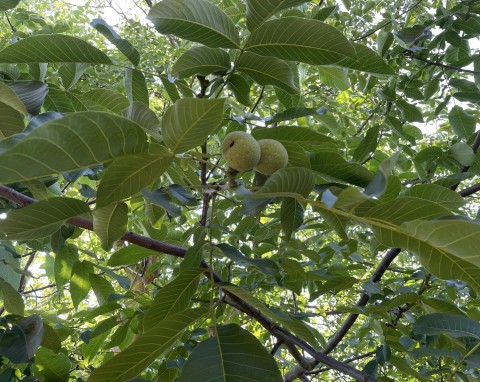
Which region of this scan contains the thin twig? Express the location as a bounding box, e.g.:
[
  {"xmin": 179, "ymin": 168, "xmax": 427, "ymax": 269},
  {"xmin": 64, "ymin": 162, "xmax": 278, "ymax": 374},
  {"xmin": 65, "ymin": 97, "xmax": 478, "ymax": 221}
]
[
  {"xmin": 408, "ymin": 55, "xmax": 480, "ymax": 75},
  {"xmin": 353, "ymin": 0, "xmax": 424, "ymax": 41},
  {"xmin": 250, "ymin": 86, "xmax": 265, "ymax": 114}
]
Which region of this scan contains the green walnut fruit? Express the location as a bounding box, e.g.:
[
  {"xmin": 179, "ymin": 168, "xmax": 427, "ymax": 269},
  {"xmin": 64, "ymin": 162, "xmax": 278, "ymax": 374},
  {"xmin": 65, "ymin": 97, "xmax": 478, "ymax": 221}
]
[
  {"xmin": 254, "ymin": 139, "xmax": 289, "ymax": 175},
  {"xmin": 221, "ymin": 131, "xmax": 261, "ymax": 171}
]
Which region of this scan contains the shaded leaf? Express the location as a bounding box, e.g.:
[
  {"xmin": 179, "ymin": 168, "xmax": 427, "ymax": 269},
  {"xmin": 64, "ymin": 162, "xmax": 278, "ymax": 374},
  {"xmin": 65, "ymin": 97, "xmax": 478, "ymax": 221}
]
[
  {"xmin": 0, "ymin": 0, "xmax": 20, "ymax": 11},
  {"xmin": 122, "ymin": 102, "xmax": 162, "ymax": 141},
  {"xmin": 82, "ymin": 89, "xmax": 130, "ymax": 114},
  {"xmin": 0, "ymin": 34, "xmax": 112, "ymax": 64},
  {"xmin": 449, "ymin": 105, "xmax": 476, "ymax": 140},
  {"xmin": 226, "ymin": 73, "xmax": 252, "ymax": 106},
  {"xmin": 252, "ymin": 126, "xmax": 335, "ymax": 148},
  {"xmin": 8, "ymin": 81, "xmax": 48, "ymax": 115},
  {"xmin": 0, "ymin": 315, "xmax": 44, "ymax": 363},
  {"xmin": 126, "ymin": 68, "xmax": 149, "ymax": 106},
  {"xmin": 58, "ymin": 63, "xmax": 89, "ymax": 90}
]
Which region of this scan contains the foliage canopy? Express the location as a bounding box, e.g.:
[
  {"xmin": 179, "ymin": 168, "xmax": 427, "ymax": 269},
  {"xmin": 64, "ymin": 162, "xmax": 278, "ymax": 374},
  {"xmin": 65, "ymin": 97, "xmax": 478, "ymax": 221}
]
[{"xmin": 1, "ymin": 0, "xmax": 480, "ymax": 381}]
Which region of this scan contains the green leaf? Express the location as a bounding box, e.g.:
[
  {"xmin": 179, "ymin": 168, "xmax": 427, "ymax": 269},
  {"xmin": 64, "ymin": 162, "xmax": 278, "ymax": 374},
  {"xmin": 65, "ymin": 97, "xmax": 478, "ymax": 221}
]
[
  {"xmin": 0, "ymin": 34, "xmax": 112, "ymax": 64},
  {"xmin": 143, "ymin": 269, "xmax": 202, "ymax": 328},
  {"xmin": 172, "ymin": 46, "xmax": 230, "ymax": 79},
  {"xmin": 226, "ymin": 73, "xmax": 252, "ymax": 106},
  {"xmin": 449, "ymin": 142, "xmax": 474, "ymax": 166},
  {"xmin": 365, "ymin": 292, "xmax": 421, "ymax": 314},
  {"xmin": 413, "ymin": 313, "xmax": 480, "ymax": 339},
  {"xmin": 310, "ymin": 151, "xmax": 374, "ymax": 187},
  {"xmin": 448, "ymin": 105, "xmax": 476, "ymax": 140},
  {"xmin": 147, "ymin": 0, "xmax": 240, "ymax": 49},
  {"xmin": 352, "ymin": 125, "xmax": 380, "ymax": 163},
  {"xmin": 319, "ymin": 66, "xmax": 350, "ymax": 90},
  {"xmin": 82, "ymin": 89, "xmax": 130, "ymax": 114},
  {"xmin": 33, "ymin": 347, "xmax": 70, "ymax": 382},
  {"xmin": 376, "ymin": 219, "xmax": 480, "ymax": 293},
  {"xmin": 107, "ymin": 246, "xmax": 160, "ymax": 266},
  {"xmin": 163, "ymin": 98, "xmax": 225, "ymax": 154},
  {"xmin": 396, "ymin": 99, "xmax": 424, "ymax": 123},
  {"xmin": 0, "ymin": 112, "xmax": 148, "ymax": 185},
  {"xmin": 222, "ymin": 284, "xmax": 321, "ymax": 346},
  {"xmin": 281, "ymin": 141, "xmax": 311, "ymax": 168},
  {"xmin": 89, "ymin": 274, "xmax": 117, "ymax": 305},
  {"xmin": 96, "ymin": 146, "xmax": 173, "ymax": 207},
  {"xmin": 281, "ymin": 198, "xmax": 304, "ymax": 240},
  {"xmin": 0, "ymin": 315, "xmax": 44, "ymax": 363},
  {"xmin": 0, "ymin": 0, "xmax": 20, "ymax": 11},
  {"xmin": 0, "ymin": 82, "xmax": 28, "ymax": 117},
  {"xmin": 179, "ymin": 324, "xmax": 282, "ymax": 382},
  {"xmin": 54, "ymin": 246, "xmax": 78, "ymax": 289},
  {"xmin": 58, "ymin": 63, "xmax": 90, "ymax": 90},
  {"xmin": 254, "ymin": 167, "xmax": 315, "ymax": 200},
  {"xmin": 88, "ymin": 308, "xmax": 205, "ymax": 382},
  {"xmin": 93, "ymin": 202, "xmax": 128, "ymax": 251},
  {"xmin": 401, "ymin": 184, "xmax": 465, "ymax": 211},
  {"xmin": 70, "ymin": 260, "xmax": 93, "ymax": 309},
  {"xmin": 252, "ymin": 126, "xmax": 336, "ymax": 148},
  {"xmin": 245, "ymin": 0, "xmax": 307, "ymax": 31},
  {"xmin": 122, "ymin": 102, "xmax": 162, "ymax": 141},
  {"xmin": 44, "ymin": 88, "xmax": 87, "ymax": 113},
  {"xmin": 267, "ymin": 107, "xmax": 320, "ymax": 125},
  {"xmin": 0, "ymin": 101, "xmax": 25, "ymax": 139},
  {"xmin": 236, "ymin": 51, "xmax": 299, "ymax": 94},
  {"xmin": 244, "ymin": 17, "xmax": 356, "ymax": 65},
  {"xmin": 125, "ymin": 68, "xmax": 149, "ymax": 106},
  {"xmin": 336, "ymin": 42, "xmax": 395, "ymax": 75},
  {"xmin": 91, "ymin": 18, "xmax": 140, "ymax": 66},
  {"xmin": 0, "ymin": 278, "xmax": 24, "ymax": 315},
  {"xmin": 0, "ymin": 198, "xmax": 90, "ymax": 241},
  {"xmin": 8, "ymin": 81, "xmax": 48, "ymax": 115}
]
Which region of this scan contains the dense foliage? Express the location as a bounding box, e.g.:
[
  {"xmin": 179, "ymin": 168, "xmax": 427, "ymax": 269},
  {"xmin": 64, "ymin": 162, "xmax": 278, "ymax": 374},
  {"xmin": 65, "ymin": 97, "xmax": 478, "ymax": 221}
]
[{"xmin": 1, "ymin": 0, "xmax": 480, "ymax": 381}]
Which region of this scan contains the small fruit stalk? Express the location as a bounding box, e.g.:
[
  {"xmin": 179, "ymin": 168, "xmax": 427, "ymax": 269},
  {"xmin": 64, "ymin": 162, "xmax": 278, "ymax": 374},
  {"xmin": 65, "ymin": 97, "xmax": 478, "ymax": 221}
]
[{"xmin": 221, "ymin": 131, "xmax": 288, "ymax": 188}]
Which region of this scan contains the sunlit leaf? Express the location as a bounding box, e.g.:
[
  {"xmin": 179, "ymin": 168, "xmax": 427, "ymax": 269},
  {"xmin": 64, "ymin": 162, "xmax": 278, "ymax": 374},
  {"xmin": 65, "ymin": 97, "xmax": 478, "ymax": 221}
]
[{"xmin": 254, "ymin": 167, "xmax": 315, "ymax": 200}]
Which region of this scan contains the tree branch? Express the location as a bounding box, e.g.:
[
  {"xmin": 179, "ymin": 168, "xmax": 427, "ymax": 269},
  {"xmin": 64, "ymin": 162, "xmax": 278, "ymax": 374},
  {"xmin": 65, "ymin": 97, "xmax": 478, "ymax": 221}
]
[
  {"xmin": 0, "ymin": 185, "xmax": 375, "ymax": 382},
  {"xmin": 408, "ymin": 55, "xmax": 480, "ymax": 75}
]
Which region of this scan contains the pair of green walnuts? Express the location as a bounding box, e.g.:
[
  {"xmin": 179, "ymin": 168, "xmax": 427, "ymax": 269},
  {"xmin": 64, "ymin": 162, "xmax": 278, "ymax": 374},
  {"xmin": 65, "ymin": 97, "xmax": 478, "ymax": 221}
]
[{"xmin": 221, "ymin": 131, "xmax": 288, "ymax": 175}]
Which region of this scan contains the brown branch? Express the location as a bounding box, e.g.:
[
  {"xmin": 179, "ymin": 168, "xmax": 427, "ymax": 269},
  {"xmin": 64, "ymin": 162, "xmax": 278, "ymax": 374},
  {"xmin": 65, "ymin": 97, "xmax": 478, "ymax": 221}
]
[
  {"xmin": 0, "ymin": 185, "xmax": 375, "ymax": 382},
  {"xmin": 409, "ymin": 55, "xmax": 480, "ymax": 75},
  {"xmin": 459, "ymin": 182, "xmax": 480, "ymax": 197},
  {"xmin": 284, "ymin": 247, "xmax": 401, "ymax": 381}
]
